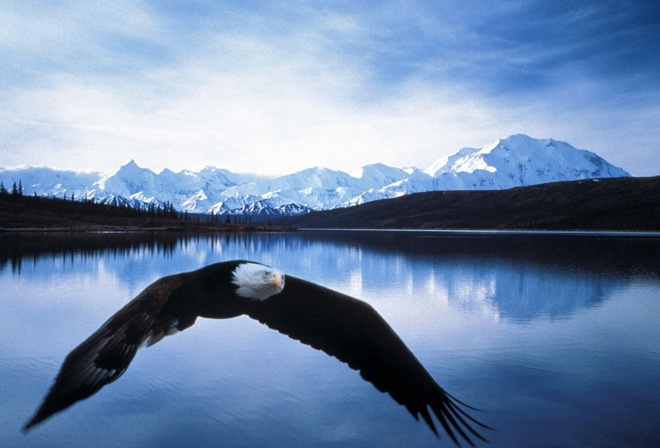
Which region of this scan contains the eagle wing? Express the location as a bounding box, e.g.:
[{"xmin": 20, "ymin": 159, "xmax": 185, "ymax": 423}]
[
  {"xmin": 23, "ymin": 274, "xmax": 193, "ymax": 431},
  {"xmin": 245, "ymin": 275, "xmax": 489, "ymax": 446}
]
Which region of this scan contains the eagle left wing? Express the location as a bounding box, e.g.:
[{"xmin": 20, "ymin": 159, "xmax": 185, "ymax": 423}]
[{"xmin": 244, "ymin": 275, "xmax": 489, "ymax": 446}]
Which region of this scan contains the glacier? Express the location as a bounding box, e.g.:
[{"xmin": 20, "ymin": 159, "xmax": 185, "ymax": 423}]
[{"xmin": 0, "ymin": 135, "xmax": 630, "ymax": 216}]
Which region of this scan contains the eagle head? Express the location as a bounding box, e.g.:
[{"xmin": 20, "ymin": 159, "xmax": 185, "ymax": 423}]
[{"xmin": 231, "ymin": 262, "xmax": 285, "ymax": 300}]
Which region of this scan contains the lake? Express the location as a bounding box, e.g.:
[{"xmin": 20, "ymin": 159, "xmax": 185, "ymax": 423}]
[{"xmin": 1, "ymin": 230, "xmax": 659, "ymax": 447}]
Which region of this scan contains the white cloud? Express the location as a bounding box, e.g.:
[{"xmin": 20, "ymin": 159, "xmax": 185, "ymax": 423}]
[
  {"xmin": 2, "ymin": 58, "xmax": 519, "ymax": 174},
  {"xmin": 0, "ymin": 1, "xmax": 657, "ymax": 176}
]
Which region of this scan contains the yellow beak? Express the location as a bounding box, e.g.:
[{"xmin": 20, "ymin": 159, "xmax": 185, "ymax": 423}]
[{"xmin": 271, "ymin": 272, "xmax": 283, "ymax": 288}]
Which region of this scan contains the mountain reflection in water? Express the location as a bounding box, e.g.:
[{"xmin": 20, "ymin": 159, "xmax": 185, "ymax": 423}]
[
  {"xmin": 3, "ymin": 230, "xmax": 657, "ymax": 322},
  {"xmin": 1, "ymin": 230, "xmax": 659, "ymax": 448}
]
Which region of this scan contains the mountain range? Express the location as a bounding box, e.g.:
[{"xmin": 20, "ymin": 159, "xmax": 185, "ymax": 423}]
[{"xmin": 0, "ymin": 134, "xmax": 630, "ymax": 216}]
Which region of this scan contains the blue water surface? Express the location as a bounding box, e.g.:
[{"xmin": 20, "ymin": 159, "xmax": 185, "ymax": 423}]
[{"xmin": 1, "ymin": 230, "xmax": 659, "ymax": 447}]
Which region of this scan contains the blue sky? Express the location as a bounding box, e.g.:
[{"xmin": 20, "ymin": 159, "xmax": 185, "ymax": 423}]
[{"xmin": 1, "ymin": 0, "xmax": 658, "ymax": 175}]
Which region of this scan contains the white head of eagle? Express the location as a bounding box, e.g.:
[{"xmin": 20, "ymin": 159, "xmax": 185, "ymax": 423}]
[{"xmin": 232, "ymin": 262, "xmax": 285, "ymax": 300}]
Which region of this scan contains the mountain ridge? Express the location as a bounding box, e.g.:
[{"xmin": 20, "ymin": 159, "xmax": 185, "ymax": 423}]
[
  {"xmin": 272, "ymin": 176, "xmax": 660, "ymax": 231},
  {"xmin": 0, "ymin": 134, "xmax": 631, "ymax": 216}
]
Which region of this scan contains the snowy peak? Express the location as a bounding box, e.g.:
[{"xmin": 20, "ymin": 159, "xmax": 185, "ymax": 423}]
[
  {"xmin": 119, "ymin": 159, "xmax": 142, "ymax": 172},
  {"xmin": 352, "ymin": 163, "xmax": 411, "ymax": 187},
  {"xmin": 424, "ymin": 146, "xmax": 478, "ymax": 176},
  {"xmin": 425, "ymin": 134, "xmax": 629, "ymax": 185},
  {"xmin": 1, "ymin": 134, "xmax": 631, "ymax": 216},
  {"xmin": 0, "ymin": 166, "xmax": 101, "ymax": 200}
]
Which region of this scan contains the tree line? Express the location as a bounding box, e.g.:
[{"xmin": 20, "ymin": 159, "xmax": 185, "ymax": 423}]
[{"xmin": 0, "ymin": 180, "xmax": 179, "ymax": 220}]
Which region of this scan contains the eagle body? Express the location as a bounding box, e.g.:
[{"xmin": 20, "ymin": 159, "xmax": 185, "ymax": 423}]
[{"xmin": 24, "ymin": 260, "xmax": 488, "ymax": 446}]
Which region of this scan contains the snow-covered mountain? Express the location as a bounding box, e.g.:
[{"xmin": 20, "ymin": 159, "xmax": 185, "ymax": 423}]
[
  {"xmin": 424, "ymin": 134, "xmax": 629, "ymax": 189},
  {"xmin": 0, "ymin": 135, "xmax": 630, "ymax": 216}
]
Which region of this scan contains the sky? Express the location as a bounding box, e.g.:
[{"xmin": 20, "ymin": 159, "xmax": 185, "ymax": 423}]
[{"xmin": 0, "ymin": 0, "xmax": 658, "ymax": 176}]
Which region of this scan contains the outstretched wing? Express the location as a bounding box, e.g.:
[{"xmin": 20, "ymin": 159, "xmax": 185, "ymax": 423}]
[
  {"xmin": 245, "ymin": 276, "xmax": 489, "ymax": 446},
  {"xmin": 23, "ymin": 274, "xmax": 194, "ymax": 431}
]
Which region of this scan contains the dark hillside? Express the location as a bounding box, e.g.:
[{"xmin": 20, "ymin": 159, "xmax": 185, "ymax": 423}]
[
  {"xmin": 0, "ymin": 193, "xmax": 285, "ymax": 232},
  {"xmin": 275, "ymin": 176, "xmax": 660, "ymax": 231}
]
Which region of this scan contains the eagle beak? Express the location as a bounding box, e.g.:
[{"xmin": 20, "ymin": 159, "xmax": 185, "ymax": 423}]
[{"xmin": 271, "ymin": 272, "xmax": 283, "ymax": 288}]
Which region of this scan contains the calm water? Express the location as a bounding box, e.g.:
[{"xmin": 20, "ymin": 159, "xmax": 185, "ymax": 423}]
[{"xmin": 1, "ymin": 230, "xmax": 659, "ymax": 447}]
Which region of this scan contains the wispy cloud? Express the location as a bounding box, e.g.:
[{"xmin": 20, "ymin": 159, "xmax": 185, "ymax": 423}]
[{"xmin": 0, "ymin": 1, "xmax": 658, "ymax": 175}]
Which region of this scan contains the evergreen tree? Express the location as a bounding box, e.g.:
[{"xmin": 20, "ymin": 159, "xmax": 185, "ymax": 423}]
[
  {"xmin": 11, "ymin": 181, "xmax": 18, "ymax": 196},
  {"xmin": 0, "ymin": 182, "xmax": 7, "ymax": 195}
]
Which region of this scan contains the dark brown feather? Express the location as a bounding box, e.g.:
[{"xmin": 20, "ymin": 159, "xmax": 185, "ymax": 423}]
[
  {"xmin": 24, "ymin": 260, "xmax": 489, "ymax": 446},
  {"xmin": 23, "ymin": 274, "xmax": 188, "ymax": 431},
  {"xmin": 245, "ymin": 275, "xmax": 490, "ymax": 446}
]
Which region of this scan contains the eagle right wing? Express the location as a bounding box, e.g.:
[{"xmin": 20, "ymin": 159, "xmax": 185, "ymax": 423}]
[{"xmin": 23, "ymin": 274, "xmax": 193, "ymax": 431}]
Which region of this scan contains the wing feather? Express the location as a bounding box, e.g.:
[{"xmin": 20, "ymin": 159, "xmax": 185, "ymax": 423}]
[
  {"xmin": 23, "ymin": 275, "xmax": 187, "ymax": 431},
  {"xmin": 25, "ymin": 261, "xmax": 489, "ymax": 446},
  {"xmin": 245, "ymin": 275, "xmax": 489, "ymax": 446}
]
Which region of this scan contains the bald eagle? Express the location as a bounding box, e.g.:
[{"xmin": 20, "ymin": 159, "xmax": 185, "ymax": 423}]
[{"xmin": 24, "ymin": 260, "xmax": 489, "ymax": 445}]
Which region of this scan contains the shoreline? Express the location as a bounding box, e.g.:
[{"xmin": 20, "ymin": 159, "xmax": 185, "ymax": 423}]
[{"xmin": 0, "ymin": 225, "xmax": 296, "ymax": 233}]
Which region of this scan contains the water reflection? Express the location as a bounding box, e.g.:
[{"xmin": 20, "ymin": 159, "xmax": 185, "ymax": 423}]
[
  {"xmin": 2, "ymin": 230, "xmax": 657, "ymax": 322},
  {"xmin": 2, "ymin": 230, "xmax": 659, "ymax": 448},
  {"xmin": 0, "ymin": 232, "xmax": 178, "ymax": 274}
]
